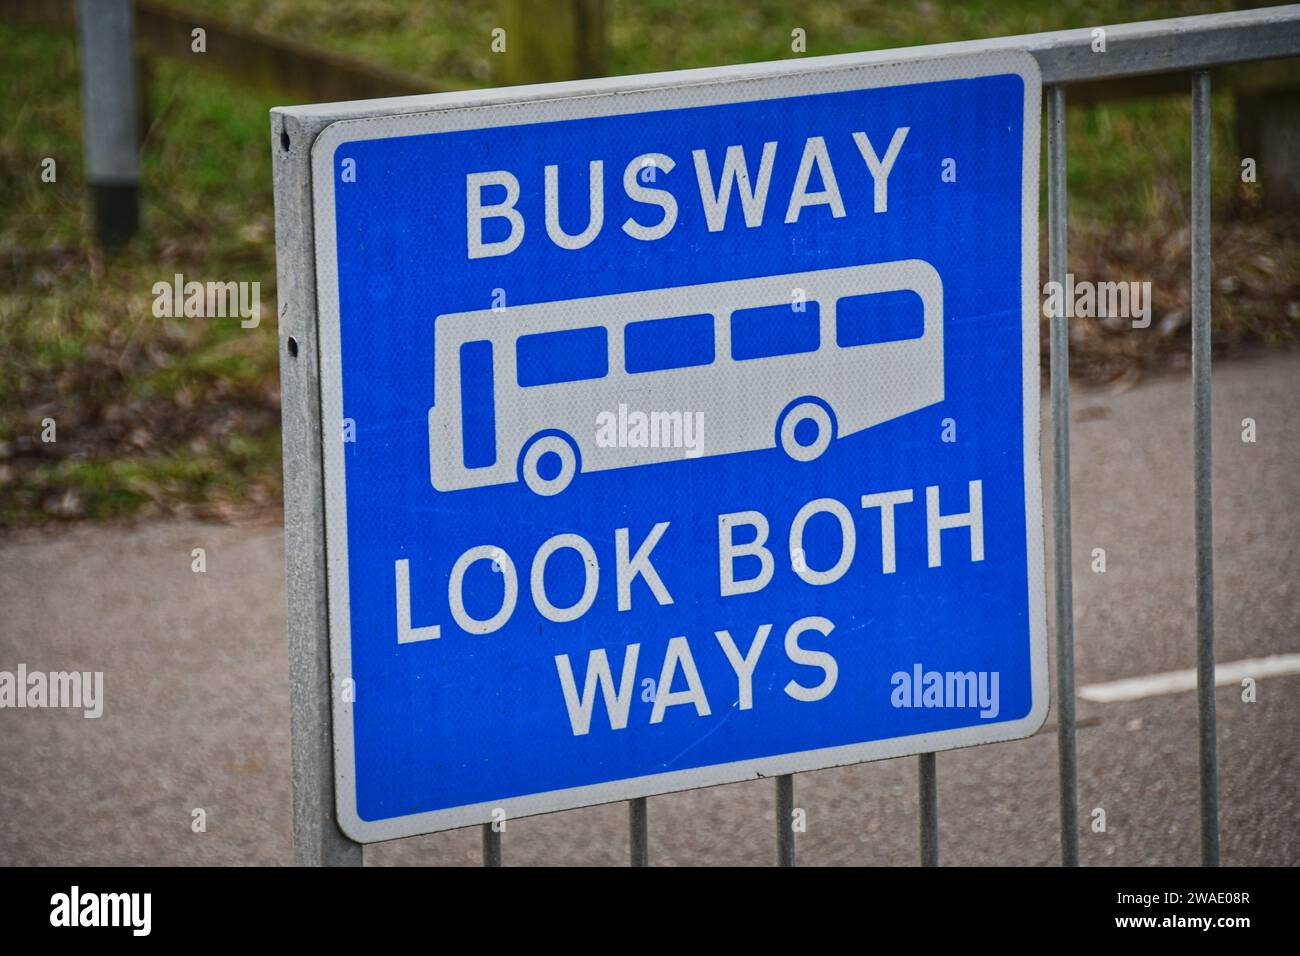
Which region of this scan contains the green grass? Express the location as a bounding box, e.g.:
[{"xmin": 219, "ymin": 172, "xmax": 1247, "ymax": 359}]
[
  {"xmin": 1, "ymin": 3, "xmax": 1296, "ymax": 527},
  {"xmin": 179, "ymin": 0, "xmax": 1271, "ymax": 226},
  {"xmin": 1, "ymin": 23, "xmax": 282, "ymax": 525},
  {"xmin": 186, "ymin": 0, "xmax": 1249, "ymax": 89},
  {"xmin": 0, "ymin": 430, "xmax": 283, "ymax": 526}
]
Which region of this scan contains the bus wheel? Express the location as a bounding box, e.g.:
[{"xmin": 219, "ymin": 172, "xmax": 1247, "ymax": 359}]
[
  {"xmin": 777, "ymin": 398, "xmax": 836, "ymax": 462},
  {"xmin": 519, "ymin": 431, "xmax": 579, "ymax": 496}
]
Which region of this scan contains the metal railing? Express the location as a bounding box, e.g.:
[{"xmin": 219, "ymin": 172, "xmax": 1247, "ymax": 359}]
[
  {"xmin": 1031, "ymin": 7, "xmax": 1300, "ymax": 870},
  {"xmin": 622, "ymin": 7, "xmax": 1300, "ymax": 868},
  {"xmin": 273, "ymin": 6, "xmax": 1300, "ymax": 868}
]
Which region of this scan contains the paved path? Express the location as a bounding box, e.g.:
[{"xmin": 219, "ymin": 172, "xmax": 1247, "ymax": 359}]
[{"xmin": 1, "ymin": 351, "xmax": 1296, "ymax": 866}]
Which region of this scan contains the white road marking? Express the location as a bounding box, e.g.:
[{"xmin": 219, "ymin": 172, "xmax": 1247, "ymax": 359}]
[{"xmin": 1078, "ymin": 653, "xmax": 1300, "ymax": 704}]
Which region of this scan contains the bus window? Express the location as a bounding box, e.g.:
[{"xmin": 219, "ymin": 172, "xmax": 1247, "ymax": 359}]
[
  {"xmin": 460, "ymin": 340, "xmax": 496, "ymax": 469},
  {"xmin": 730, "ymin": 302, "xmax": 820, "ymax": 361},
  {"xmin": 625, "ymin": 313, "xmax": 715, "ymax": 374},
  {"xmin": 835, "ymin": 289, "xmax": 925, "ymax": 347},
  {"xmin": 516, "ymin": 327, "xmax": 608, "ymax": 387}
]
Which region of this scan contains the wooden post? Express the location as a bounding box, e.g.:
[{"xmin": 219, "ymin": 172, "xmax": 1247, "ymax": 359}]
[
  {"xmin": 494, "ymin": 0, "xmax": 606, "ymax": 86},
  {"xmin": 1230, "ymin": 61, "xmax": 1300, "ymax": 213}
]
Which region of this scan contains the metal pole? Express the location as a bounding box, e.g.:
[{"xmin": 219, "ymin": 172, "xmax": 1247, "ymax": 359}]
[
  {"xmin": 629, "ymin": 797, "xmax": 648, "ymax": 866},
  {"xmin": 75, "ymin": 0, "xmax": 140, "ymax": 247},
  {"xmin": 776, "ymin": 774, "xmax": 795, "ymax": 867},
  {"xmin": 482, "ymin": 823, "xmax": 502, "ymax": 866},
  {"xmin": 273, "ymin": 110, "xmax": 363, "ymax": 868},
  {"xmin": 1191, "ymin": 70, "xmax": 1220, "ymax": 868},
  {"xmin": 1048, "ymin": 84, "xmax": 1080, "ymax": 868},
  {"xmin": 918, "ymin": 753, "xmax": 939, "ymax": 866}
]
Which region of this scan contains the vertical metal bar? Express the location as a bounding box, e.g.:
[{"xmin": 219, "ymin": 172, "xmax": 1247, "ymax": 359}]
[
  {"xmin": 918, "ymin": 753, "xmax": 939, "ymax": 866},
  {"xmin": 1048, "ymin": 84, "xmax": 1080, "ymax": 868},
  {"xmin": 776, "ymin": 774, "xmax": 795, "ymax": 867},
  {"xmin": 629, "ymin": 797, "xmax": 648, "ymax": 867},
  {"xmin": 75, "ymin": 0, "xmax": 140, "ymax": 247},
  {"xmin": 273, "ymin": 111, "xmax": 363, "ymax": 868},
  {"xmin": 1191, "ymin": 69, "xmax": 1220, "ymax": 868},
  {"xmin": 482, "ymin": 823, "xmax": 502, "ymax": 866}
]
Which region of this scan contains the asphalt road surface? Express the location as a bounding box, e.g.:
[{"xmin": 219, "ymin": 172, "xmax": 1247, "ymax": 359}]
[{"xmin": 1, "ymin": 351, "xmax": 1296, "ymax": 866}]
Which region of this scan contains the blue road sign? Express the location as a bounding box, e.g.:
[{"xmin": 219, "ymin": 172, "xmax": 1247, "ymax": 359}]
[{"xmin": 311, "ymin": 51, "xmax": 1046, "ymax": 841}]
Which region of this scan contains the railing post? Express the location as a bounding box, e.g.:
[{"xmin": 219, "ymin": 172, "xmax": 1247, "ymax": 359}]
[
  {"xmin": 776, "ymin": 775, "xmax": 795, "ymax": 867},
  {"xmin": 629, "ymin": 797, "xmax": 648, "ymax": 866},
  {"xmin": 1048, "ymin": 84, "xmax": 1080, "ymax": 868},
  {"xmin": 482, "ymin": 823, "xmax": 502, "ymax": 866},
  {"xmin": 1190, "ymin": 69, "xmax": 1220, "ymax": 868},
  {"xmin": 918, "ymin": 753, "xmax": 939, "ymax": 866}
]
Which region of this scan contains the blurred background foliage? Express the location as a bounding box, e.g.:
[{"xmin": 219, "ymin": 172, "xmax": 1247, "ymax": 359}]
[{"xmin": 1, "ymin": 1, "xmax": 1296, "ymax": 526}]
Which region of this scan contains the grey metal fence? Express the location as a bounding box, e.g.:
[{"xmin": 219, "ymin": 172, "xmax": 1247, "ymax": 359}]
[
  {"xmin": 1028, "ymin": 6, "xmax": 1299, "ymax": 870},
  {"xmin": 274, "ymin": 6, "xmax": 1300, "ymax": 868}
]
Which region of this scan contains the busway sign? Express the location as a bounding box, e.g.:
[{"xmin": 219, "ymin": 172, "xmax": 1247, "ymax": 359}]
[{"xmin": 311, "ymin": 50, "xmax": 1047, "ymax": 841}]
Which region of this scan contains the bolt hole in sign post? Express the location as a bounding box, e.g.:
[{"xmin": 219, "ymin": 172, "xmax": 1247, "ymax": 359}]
[{"xmin": 308, "ymin": 49, "xmax": 1046, "ymax": 841}]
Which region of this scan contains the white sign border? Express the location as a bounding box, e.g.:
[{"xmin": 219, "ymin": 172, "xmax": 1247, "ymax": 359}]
[{"xmin": 311, "ymin": 50, "xmax": 1046, "ymax": 844}]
